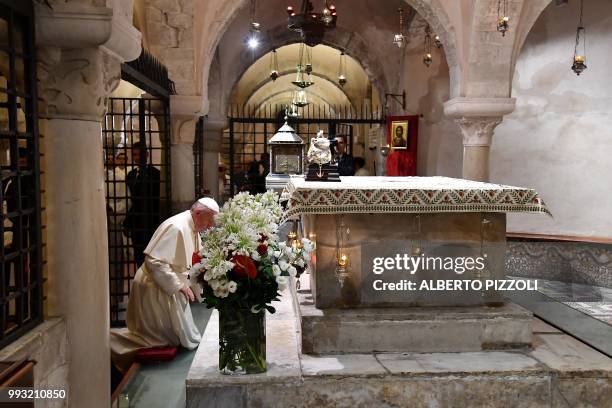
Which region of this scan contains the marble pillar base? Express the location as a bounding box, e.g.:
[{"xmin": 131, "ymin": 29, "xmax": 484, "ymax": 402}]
[{"xmin": 298, "ymin": 290, "xmax": 532, "ymax": 354}]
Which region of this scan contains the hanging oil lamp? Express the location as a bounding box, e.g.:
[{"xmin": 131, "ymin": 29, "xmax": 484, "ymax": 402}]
[
  {"xmin": 571, "ymin": 0, "xmax": 587, "ymax": 75},
  {"xmin": 269, "ymin": 49, "xmax": 279, "ymax": 81},
  {"xmin": 423, "ymin": 25, "xmax": 433, "ymax": 67},
  {"xmin": 393, "ymin": 5, "xmax": 405, "ymax": 48},
  {"xmin": 433, "ymin": 34, "xmax": 442, "ymax": 48},
  {"xmin": 338, "ymin": 50, "xmax": 347, "ymax": 87},
  {"xmin": 497, "ymin": 0, "xmax": 509, "ymax": 36}
]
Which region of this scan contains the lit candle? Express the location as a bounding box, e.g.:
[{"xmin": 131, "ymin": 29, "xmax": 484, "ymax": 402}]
[
  {"xmin": 575, "ymin": 55, "xmax": 585, "ymax": 63},
  {"xmin": 338, "ymin": 254, "xmax": 348, "ymax": 267}
]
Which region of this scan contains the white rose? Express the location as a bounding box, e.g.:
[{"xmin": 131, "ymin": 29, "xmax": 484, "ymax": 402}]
[
  {"xmin": 279, "ymin": 260, "xmax": 289, "ymax": 271},
  {"xmin": 227, "ymin": 281, "xmax": 237, "ymax": 293},
  {"xmin": 272, "ymin": 264, "xmax": 281, "ymax": 276},
  {"xmin": 288, "ymin": 265, "xmax": 297, "ymax": 277}
]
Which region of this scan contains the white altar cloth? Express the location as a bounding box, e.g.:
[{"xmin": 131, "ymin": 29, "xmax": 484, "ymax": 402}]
[{"xmin": 282, "ymin": 176, "xmax": 550, "ymax": 222}]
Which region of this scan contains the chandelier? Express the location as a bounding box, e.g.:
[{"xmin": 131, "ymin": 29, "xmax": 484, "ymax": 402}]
[
  {"xmin": 287, "ymin": 0, "xmax": 337, "ymax": 47},
  {"xmin": 571, "ymin": 0, "xmax": 587, "ymax": 75},
  {"xmin": 292, "ymin": 43, "xmax": 314, "ymax": 89}
]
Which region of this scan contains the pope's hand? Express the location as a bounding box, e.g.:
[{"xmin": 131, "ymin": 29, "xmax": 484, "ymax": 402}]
[{"xmin": 179, "ymin": 286, "xmax": 195, "ymax": 302}]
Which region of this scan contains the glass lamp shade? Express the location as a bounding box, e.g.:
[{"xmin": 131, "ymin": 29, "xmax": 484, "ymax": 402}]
[
  {"xmin": 497, "ymin": 16, "xmax": 509, "ymax": 36},
  {"xmin": 393, "ymin": 34, "xmax": 405, "ymax": 48},
  {"xmin": 572, "ymin": 55, "xmax": 587, "ymax": 75}
]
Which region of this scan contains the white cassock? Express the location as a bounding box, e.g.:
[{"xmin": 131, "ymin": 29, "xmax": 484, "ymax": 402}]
[{"xmin": 111, "ymin": 210, "xmax": 202, "ymax": 359}]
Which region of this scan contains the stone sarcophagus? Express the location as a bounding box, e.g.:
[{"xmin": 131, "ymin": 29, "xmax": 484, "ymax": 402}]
[{"xmin": 282, "ymin": 176, "xmax": 551, "ymax": 353}]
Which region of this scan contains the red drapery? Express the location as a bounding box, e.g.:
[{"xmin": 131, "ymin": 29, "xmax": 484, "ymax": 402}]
[{"xmin": 386, "ymin": 115, "xmax": 419, "ymax": 176}]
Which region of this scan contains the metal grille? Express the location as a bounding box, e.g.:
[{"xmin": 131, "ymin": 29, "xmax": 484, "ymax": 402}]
[
  {"xmin": 194, "ymin": 116, "xmax": 205, "ymax": 197},
  {"xmin": 102, "ymin": 97, "xmax": 171, "ymax": 326},
  {"xmin": 225, "ymin": 104, "xmax": 384, "ymax": 196},
  {"xmin": 0, "ymin": 0, "xmax": 43, "ymax": 349}
]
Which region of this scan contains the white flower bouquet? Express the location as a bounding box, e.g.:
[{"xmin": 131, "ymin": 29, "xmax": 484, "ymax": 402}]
[{"xmin": 190, "ymin": 191, "xmax": 314, "ymax": 313}]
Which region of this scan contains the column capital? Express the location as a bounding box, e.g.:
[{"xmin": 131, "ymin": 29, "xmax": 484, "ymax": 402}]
[
  {"xmin": 455, "ymin": 117, "xmax": 503, "ymax": 147},
  {"xmin": 35, "ymin": 2, "xmax": 141, "ymax": 62},
  {"xmin": 37, "ymin": 47, "xmax": 121, "ymax": 121},
  {"xmin": 443, "ymin": 97, "xmax": 516, "ymax": 118},
  {"xmin": 170, "ymin": 95, "xmax": 206, "ymax": 118},
  {"xmin": 169, "ymin": 95, "xmax": 207, "ymax": 145}
]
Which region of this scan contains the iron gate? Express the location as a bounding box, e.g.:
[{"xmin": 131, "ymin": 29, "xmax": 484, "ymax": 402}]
[
  {"xmin": 0, "ymin": 0, "xmax": 43, "ymax": 349},
  {"xmin": 224, "ymin": 105, "xmax": 384, "ymax": 196},
  {"xmin": 103, "ymin": 96, "xmax": 172, "ymax": 326}
]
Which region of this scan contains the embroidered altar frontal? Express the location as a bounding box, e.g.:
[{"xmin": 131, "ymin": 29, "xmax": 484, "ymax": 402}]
[{"xmin": 282, "ymin": 176, "xmax": 550, "ymax": 222}]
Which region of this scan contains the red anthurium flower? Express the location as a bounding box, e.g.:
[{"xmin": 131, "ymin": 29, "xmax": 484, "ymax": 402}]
[
  {"xmin": 232, "ymin": 254, "xmax": 257, "ymax": 279},
  {"xmin": 257, "ymin": 244, "xmax": 268, "ymax": 256},
  {"xmin": 192, "ymin": 251, "xmax": 202, "ymax": 266}
]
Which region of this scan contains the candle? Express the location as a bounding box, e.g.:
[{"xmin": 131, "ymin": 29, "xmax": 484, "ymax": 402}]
[
  {"xmin": 338, "ymin": 254, "xmax": 348, "ymax": 267},
  {"xmin": 575, "ymin": 55, "xmax": 585, "ymax": 63}
]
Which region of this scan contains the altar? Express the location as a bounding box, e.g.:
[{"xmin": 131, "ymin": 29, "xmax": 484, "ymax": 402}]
[{"xmin": 282, "ymin": 176, "xmax": 550, "ymax": 353}]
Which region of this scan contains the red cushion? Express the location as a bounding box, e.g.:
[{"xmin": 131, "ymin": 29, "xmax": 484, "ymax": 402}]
[{"xmin": 135, "ymin": 347, "xmax": 178, "ymax": 363}]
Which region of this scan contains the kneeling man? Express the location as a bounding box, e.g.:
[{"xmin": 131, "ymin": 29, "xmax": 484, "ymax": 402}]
[{"xmin": 111, "ymin": 198, "xmax": 219, "ymax": 358}]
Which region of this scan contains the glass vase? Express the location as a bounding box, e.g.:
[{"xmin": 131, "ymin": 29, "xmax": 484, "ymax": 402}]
[{"xmin": 218, "ymin": 306, "xmax": 266, "ymax": 374}]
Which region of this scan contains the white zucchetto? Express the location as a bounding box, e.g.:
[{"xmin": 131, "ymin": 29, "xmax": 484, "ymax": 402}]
[{"xmin": 197, "ymin": 197, "xmax": 220, "ymax": 213}]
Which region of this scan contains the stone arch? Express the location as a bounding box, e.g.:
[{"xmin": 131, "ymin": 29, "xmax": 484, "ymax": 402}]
[
  {"xmin": 509, "ymin": 0, "xmax": 553, "ymax": 86},
  {"xmin": 195, "ymin": 0, "xmax": 461, "ymax": 112}
]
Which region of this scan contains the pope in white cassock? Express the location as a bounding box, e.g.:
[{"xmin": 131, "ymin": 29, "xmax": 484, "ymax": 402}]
[{"xmin": 111, "ymin": 197, "xmax": 219, "ymax": 361}]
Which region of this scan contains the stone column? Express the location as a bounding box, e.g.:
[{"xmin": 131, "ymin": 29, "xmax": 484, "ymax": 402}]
[
  {"xmin": 36, "ymin": 3, "xmax": 140, "ymax": 407},
  {"xmin": 169, "ymin": 95, "xmax": 206, "ymax": 212},
  {"xmin": 444, "ymin": 97, "xmax": 515, "ymax": 181},
  {"xmin": 203, "ymin": 119, "xmax": 227, "ymax": 201}
]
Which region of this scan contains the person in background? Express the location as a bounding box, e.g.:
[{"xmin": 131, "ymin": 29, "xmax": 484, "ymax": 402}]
[
  {"xmin": 105, "ymin": 150, "xmax": 131, "ymax": 310},
  {"xmin": 333, "ymin": 136, "xmax": 355, "ymax": 176},
  {"xmin": 354, "ymin": 157, "xmax": 371, "ymax": 176},
  {"xmin": 124, "ymin": 141, "xmax": 161, "ymax": 267}
]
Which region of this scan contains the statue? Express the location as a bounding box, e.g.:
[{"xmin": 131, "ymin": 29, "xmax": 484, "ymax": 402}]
[
  {"xmin": 305, "ymin": 130, "xmax": 340, "ymax": 182},
  {"xmin": 307, "ymin": 130, "xmax": 332, "ymax": 177}
]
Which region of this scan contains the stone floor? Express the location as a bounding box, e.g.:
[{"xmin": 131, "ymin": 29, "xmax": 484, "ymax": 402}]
[
  {"xmin": 530, "ymin": 277, "xmax": 612, "ymax": 325},
  {"xmin": 117, "ymin": 303, "xmax": 212, "ymax": 408}
]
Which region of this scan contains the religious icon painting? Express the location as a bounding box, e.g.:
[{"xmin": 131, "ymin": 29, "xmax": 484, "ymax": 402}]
[{"xmin": 390, "ymin": 120, "xmax": 409, "ymax": 150}]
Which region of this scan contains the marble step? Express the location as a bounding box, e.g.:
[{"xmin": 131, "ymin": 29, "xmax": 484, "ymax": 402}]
[{"xmin": 298, "ymin": 290, "xmax": 533, "ymax": 354}]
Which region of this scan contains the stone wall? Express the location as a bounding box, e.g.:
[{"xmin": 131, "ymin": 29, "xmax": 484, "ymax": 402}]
[
  {"xmin": 0, "ymin": 319, "xmax": 68, "ymax": 408},
  {"xmin": 492, "ymin": 0, "xmax": 612, "ymax": 238},
  {"xmin": 145, "ymin": 0, "xmax": 195, "ymax": 95}
]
